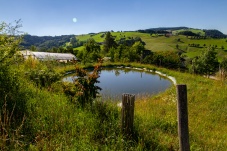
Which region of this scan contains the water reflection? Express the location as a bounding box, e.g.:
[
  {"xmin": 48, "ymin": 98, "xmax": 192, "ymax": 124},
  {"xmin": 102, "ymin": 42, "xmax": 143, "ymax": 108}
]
[{"xmin": 63, "ymin": 68, "xmax": 172, "ymax": 101}]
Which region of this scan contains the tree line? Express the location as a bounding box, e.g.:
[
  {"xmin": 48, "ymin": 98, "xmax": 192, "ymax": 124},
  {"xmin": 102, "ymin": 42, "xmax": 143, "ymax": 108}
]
[
  {"xmin": 74, "ymin": 32, "xmax": 227, "ymax": 78},
  {"xmin": 20, "ymin": 34, "xmax": 75, "ymax": 51}
]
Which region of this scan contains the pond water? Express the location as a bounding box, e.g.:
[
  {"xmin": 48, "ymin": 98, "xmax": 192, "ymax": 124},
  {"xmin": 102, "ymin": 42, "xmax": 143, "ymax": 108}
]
[{"xmin": 63, "ymin": 68, "xmax": 172, "ymax": 100}]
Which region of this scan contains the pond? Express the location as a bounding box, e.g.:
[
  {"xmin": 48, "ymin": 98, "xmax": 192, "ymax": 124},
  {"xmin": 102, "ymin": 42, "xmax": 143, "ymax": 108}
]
[{"xmin": 63, "ymin": 68, "xmax": 172, "ymax": 100}]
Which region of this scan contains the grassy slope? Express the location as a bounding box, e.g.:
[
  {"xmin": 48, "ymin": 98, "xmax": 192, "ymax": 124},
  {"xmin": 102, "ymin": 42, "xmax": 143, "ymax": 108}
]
[
  {"xmin": 100, "ymin": 62, "xmax": 227, "ymax": 150},
  {"xmin": 75, "ymin": 31, "xmax": 227, "ymax": 60},
  {"xmin": 14, "ymin": 62, "xmax": 223, "ymax": 150},
  {"xmin": 57, "ymin": 62, "xmax": 227, "ymax": 150},
  {"xmin": 137, "ymin": 70, "xmax": 226, "ymax": 150}
]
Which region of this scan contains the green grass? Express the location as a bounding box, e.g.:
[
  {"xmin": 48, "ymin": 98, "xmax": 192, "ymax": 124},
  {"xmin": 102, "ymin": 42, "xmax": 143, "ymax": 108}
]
[
  {"xmin": 73, "ymin": 45, "xmax": 84, "ymax": 51},
  {"xmin": 58, "ymin": 62, "xmax": 227, "ymax": 150},
  {"xmin": 76, "ymin": 33, "xmax": 105, "ymax": 42},
  {"xmin": 75, "ymin": 31, "xmax": 227, "ymax": 60},
  {"xmin": 99, "ymin": 62, "xmax": 227, "ymax": 150},
  {"xmin": 4, "ymin": 61, "xmax": 226, "ymax": 150}
]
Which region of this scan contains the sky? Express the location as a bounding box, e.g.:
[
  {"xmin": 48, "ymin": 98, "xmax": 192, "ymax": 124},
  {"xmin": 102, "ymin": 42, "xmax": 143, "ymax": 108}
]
[{"xmin": 1, "ymin": 0, "xmax": 227, "ymax": 36}]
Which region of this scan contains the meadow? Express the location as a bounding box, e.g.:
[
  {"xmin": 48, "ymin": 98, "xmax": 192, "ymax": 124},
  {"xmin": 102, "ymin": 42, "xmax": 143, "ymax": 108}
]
[{"xmin": 75, "ymin": 31, "xmax": 227, "ymax": 61}]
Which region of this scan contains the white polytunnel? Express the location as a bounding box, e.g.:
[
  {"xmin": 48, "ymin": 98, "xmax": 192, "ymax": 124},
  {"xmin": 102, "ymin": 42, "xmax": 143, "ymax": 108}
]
[{"xmin": 18, "ymin": 50, "xmax": 77, "ymax": 62}]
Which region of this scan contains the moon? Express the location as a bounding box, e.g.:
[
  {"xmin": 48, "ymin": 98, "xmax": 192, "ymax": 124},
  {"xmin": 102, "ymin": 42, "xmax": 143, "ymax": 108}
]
[{"xmin": 72, "ymin": 18, "xmax": 77, "ymax": 23}]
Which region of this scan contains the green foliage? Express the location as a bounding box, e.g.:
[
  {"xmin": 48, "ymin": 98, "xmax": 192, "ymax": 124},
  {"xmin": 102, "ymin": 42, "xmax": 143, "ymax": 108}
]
[
  {"xmin": 84, "ymin": 38, "xmax": 100, "ymax": 53},
  {"xmin": 62, "ymin": 62, "xmax": 102, "ymax": 108},
  {"xmin": 178, "ymin": 30, "xmax": 200, "ymax": 37},
  {"xmin": 74, "ymin": 65, "xmax": 102, "ymax": 107},
  {"xmin": 103, "ymin": 32, "xmax": 117, "ymax": 53},
  {"xmin": 74, "ymin": 31, "xmax": 227, "ymax": 62},
  {"xmin": 0, "ymin": 21, "xmax": 32, "ymax": 149},
  {"xmin": 30, "ymin": 45, "xmax": 37, "ymax": 51},
  {"xmin": 132, "ymin": 41, "xmax": 145, "ymax": 62},
  {"xmin": 143, "ymin": 51, "xmax": 181, "ymax": 68},
  {"xmin": 23, "ymin": 58, "xmax": 62, "ymax": 88},
  {"xmin": 26, "ymin": 68, "xmax": 62, "ymax": 88},
  {"xmin": 0, "ymin": 23, "xmax": 22, "ymax": 66},
  {"xmin": 21, "ymin": 34, "xmax": 75, "ymax": 51},
  {"xmin": 204, "ymin": 29, "xmax": 226, "ymax": 38},
  {"xmin": 190, "ymin": 48, "xmax": 219, "ymax": 76},
  {"xmin": 69, "ymin": 36, "xmax": 85, "ymax": 48},
  {"xmin": 220, "ymin": 57, "xmax": 227, "ymax": 80},
  {"xmin": 77, "ymin": 38, "xmax": 102, "ymax": 64},
  {"xmin": 0, "ymin": 21, "xmax": 27, "ymax": 120}
]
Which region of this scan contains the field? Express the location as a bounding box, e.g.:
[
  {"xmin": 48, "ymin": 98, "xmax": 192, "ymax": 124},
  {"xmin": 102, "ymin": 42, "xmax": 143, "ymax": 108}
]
[{"xmin": 74, "ymin": 31, "xmax": 227, "ymax": 60}]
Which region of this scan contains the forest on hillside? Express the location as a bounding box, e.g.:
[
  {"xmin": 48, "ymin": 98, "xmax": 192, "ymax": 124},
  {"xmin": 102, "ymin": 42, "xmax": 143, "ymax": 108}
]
[
  {"xmin": 137, "ymin": 27, "xmax": 227, "ymax": 38},
  {"xmin": 20, "ymin": 34, "xmax": 74, "ymax": 51}
]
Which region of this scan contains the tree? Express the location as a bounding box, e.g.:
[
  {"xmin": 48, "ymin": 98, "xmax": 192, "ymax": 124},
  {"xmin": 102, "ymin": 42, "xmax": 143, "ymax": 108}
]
[
  {"xmin": 85, "ymin": 38, "xmax": 100, "ymax": 54},
  {"xmin": 70, "ymin": 36, "xmax": 77, "ymax": 47},
  {"xmin": 220, "ymin": 57, "xmax": 227, "ymax": 80},
  {"xmin": 74, "ymin": 61, "xmax": 102, "ymax": 107},
  {"xmin": 0, "ymin": 21, "xmax": 29, "ymax": 148},
  {"xmin": 0, "ymin": 21, "xmax": 22, "ymax": 66},
  {"xmin": 131, "ymin": 41, "xmax": 145, "ymax": 62},
  {"xmin": 30, "ymin": 45, "xmax": 37, "ymax": 51},
  {"xmin": 190, "ymin": 48, "xmax": 219, "ymax": 76},
  {"xmin": 84, "ymin": 38, "xmax": 101, "ymax": 63},
  {"xmin": 103, "ymin": 32, "xmax": 117, "ymax": 53}
]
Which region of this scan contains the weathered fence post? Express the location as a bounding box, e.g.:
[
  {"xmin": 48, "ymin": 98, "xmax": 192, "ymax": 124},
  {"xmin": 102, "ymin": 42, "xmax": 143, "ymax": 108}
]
[
  {"xmin": 176, "ymin": 84, "xmax": 190, "ymax": 151},
  {"xmin": 121, "ymin": 93, "xmax": 135, "ymax": 138}
]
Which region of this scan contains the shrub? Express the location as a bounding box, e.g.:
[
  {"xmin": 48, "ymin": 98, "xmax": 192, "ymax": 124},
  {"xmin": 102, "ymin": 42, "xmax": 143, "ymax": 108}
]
[{"xmin": 26, "ymin": 68, "xmax": 62, "ymax": 88}]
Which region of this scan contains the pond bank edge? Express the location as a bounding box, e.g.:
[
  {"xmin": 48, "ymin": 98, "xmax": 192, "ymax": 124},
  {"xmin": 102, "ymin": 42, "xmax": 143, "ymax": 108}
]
[{"xmin": 115, "ymin": 66, "xmax": 177, "ymax": 107}]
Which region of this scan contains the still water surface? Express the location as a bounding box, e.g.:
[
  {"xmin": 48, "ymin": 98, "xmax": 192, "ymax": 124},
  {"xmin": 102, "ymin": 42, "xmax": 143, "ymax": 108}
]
[{"xmin": 63, "ymin": 68, "xmax": 172, "ymax": 100}]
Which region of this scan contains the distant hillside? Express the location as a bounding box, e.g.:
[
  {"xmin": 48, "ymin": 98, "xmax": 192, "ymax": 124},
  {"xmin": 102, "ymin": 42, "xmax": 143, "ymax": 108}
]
[
  {"xmin": 138, "ymin": 27, "xmax": 226, "ymax": 38},
  {"xmin": 204, "ymin": 29, "xmax": 226, "ymax": 38},
  {"xmin": 20, "ymin": 27, "xmax": 227, "ymax": 52},
  {"xmin": 20, "ymin": 34, "xmax": 75, "ymax": 51},
  {"xmin": 137, "ymin": 27, "xmax": 189, "ymax": 34}
]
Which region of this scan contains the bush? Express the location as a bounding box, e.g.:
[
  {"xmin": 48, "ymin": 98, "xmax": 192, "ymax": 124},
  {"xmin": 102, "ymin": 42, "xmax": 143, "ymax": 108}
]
[{"xmin": 26, "ymin": 68, "xmax": 62, "ymax": 88}]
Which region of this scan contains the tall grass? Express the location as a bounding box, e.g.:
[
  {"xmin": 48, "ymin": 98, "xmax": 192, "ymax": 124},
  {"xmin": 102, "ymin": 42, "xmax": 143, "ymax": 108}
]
[
  {"xmin": 134, "ymin": 66, "xmax": 227, "ymax": 150},
  {"xmin": 2, "ymin": 62, "xmax": 226, "ymax": 150}
]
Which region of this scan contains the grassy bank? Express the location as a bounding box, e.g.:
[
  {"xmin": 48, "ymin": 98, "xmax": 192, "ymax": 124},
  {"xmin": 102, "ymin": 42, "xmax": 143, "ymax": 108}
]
[
  {"xmin": 105, "ymin": 63, "xmax": 226, "ymax": 150},
  {"xmin": 54, "ymin": 62, "xmax": 227, "ymax": 150},
  {"xmin": 2, "ymin": 62, "xmax": 226, "ymax": 150},
  {"xmin": 135, "ymin": 68, "xmax": 227, "ymax": 150}
]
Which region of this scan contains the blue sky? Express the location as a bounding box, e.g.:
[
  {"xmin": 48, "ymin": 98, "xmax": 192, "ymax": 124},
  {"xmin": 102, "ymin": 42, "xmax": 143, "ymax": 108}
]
[{"xmin": 1, "ymin": 0, "xmax": 227, "ymax": 36}]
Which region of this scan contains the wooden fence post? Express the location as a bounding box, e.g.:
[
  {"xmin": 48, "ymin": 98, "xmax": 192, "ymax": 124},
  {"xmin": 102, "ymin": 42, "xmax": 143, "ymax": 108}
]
[
  {"xmin": 176, "ymin": 84, "xmax": 190, "ymax": 151},
  {"xmin": 121, "ymin": 93, "xmax": 135, "ymax": 138}
]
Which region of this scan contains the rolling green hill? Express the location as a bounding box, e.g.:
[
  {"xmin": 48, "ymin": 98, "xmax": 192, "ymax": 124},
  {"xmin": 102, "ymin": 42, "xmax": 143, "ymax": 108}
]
[
  {"xmin": 20, "ymin": 27, "xmax": 227, "ymax": 60},
  {"xmin": 74, "ymin": 31, "xmax": 227, "ymax": 60}
]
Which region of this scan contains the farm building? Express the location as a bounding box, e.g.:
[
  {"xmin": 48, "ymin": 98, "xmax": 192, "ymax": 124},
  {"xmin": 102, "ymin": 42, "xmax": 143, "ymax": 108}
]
[{"xmin": 18, "ymin": 50, "xmax": 77, "ymax": 62}]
